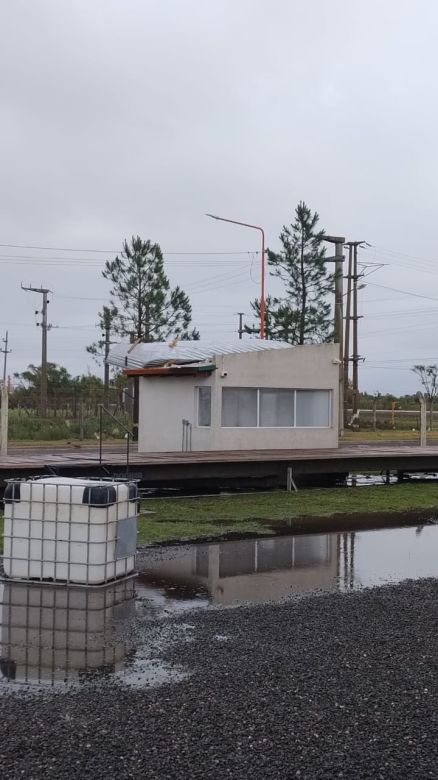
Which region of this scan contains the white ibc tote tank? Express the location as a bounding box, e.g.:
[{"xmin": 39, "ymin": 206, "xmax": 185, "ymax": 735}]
[{"xmin": 3, "ymin": 477, "xmax": 138, "ymax": 585}]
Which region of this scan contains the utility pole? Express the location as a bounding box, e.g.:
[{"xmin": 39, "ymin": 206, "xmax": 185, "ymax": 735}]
[
  {"xmin": 343, "ymin": 246, "xmax": 353, "ymax": 427},
  {"xmin": 351, "ymin": 243, "xmax": 365, "ymax": 416},
  {"xmin": 324, "ymin": 235, "xmax": 345, "ymax": 437},
  {"xmin": 237, "ymin": 312, "xmax": 245, "ymax": 340},
  {"xmin": 21, "ymin": 284, "xmax": 52, "ymax": 416},
  {"xmin": 343, "ymin": 241, "xmax": 366, "ymax": 421},
  {"xmin": 0, "ymin": 331, "xmax": 11, "ymax": 457},
  {"xmin": 104, "ymin": 321, "xmax": 111, "ymax": 404},
  {"xmin": 1, "ymin": 331, "xmax": 11, "ymax": 384}
]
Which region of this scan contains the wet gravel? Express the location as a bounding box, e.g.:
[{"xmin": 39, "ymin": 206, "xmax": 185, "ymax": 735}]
[{"xmin": 2, "ymin": 578, "xmax": 438, "ymax": 779}]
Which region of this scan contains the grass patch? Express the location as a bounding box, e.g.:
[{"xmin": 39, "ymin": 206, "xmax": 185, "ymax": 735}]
[
  {"xmin": 137, "ymin": 517, "xmax": 271, "ymax": 544},
  {"xmin": 1, "ymin": 483, "xmax": 437, "ymax": 551},
  {"xmin": 138, "ymin": 483, "xmax": 438, "ymax": 543}
]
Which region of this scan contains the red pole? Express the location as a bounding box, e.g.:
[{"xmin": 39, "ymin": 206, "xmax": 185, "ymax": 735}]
[
  {"xmin": 206, "ymin": 214, "xmax": 266, "ymax": 339},
  {"xmin": 260, "ymin": 228, "xmax": 265, "ymax": 339}
]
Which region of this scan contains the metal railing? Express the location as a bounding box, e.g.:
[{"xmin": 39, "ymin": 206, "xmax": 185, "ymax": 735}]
[
  {"xmin": 182, "ymin": 419, "xmax": 192, "ymax": 452},
  {"xmin": 98, "ymin": 404, "xmax": 133, "ymax": 477}
]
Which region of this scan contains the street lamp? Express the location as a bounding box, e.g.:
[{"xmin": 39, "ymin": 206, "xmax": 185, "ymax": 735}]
[{"xmin": 206, "ymin": 213, "xmax": 266, "ymax": 339}]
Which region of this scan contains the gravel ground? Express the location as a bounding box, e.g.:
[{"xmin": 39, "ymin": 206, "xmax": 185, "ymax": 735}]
[{"xmin": 2, "ymin": 578, "xmax": 438, "ymax": 779}]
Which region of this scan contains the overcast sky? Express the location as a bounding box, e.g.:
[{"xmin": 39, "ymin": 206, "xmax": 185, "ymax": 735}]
[{"xmin": 1, "ymin": 0, "xmax": 438, "ymax": 394}]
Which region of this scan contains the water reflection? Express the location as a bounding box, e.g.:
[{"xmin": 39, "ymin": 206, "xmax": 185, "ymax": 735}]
[
  {"xmin": 139, "ymin": 524, "xmax": 438, "ymax": 607},
  {"xmin": 139, "ymin": 534, "xmax": 338, "ymax": 606},
  {"xmin": 0, "ymin": 578, "xmax": 136, "ymax": 686}
]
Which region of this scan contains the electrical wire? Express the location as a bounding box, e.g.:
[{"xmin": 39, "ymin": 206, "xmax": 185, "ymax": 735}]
[{"xmin": 0, "ymin": 243, "xmax": 258, "ymax": 255}]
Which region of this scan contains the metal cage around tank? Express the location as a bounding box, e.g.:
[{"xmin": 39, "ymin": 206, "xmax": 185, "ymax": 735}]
[{"xmin": 2, "ymin": 476, "xmax": 139, "ymax": 585}]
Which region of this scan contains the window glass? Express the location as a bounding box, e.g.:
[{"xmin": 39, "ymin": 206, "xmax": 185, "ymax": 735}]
[
  {"xmin": 293, "ymin": 535, "xmax": 330, "ymax": 566},
  {"xmin": 221, "ymin": 388, "xmax": 258, "ymax": 427},
  {"xmin": 259, "ymin": 389, "xmax": 294, "ymax": 427},
  {"xmin": 257, "ymin": 538, "xmax": 294, "ymax": 571},
  {"xmin": 197, "ymin": 386, "xmax": 211, "ymax": 427},
  {"xmin": 219, "ymin": 541, "xmax": 256, "ymax": 577},
  {"xmin": 296, "ymin": 390, "xmax": 330, "ymax": 427}
]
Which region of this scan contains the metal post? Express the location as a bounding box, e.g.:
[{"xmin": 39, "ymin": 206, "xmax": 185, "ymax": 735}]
[
  {"xmin": 104, "ymin": 322, "xmax": 110, "ymax": 405},
  {"xmin": 286, "ymin": 466, "xmax": 298, "ymax": 492},
  {"xmin": 352, "ymin": 244, "xmax": 359, "ymax": 417},
  {"xmin": 206, "ymin": 214, "xmax": 266, "ymax": 338},
  {"xmin": 343, "ymin": 246, "xmax": 353, "ymax": 427},
  {"xmin": 41, "ymin": 290, "xmax": 48, "ymax": 417},
  {"xmin": 21, "ymin": 284, "xmax": 51, "ymax": 417},
  {"xmin": 126, "ymin": 433, "xmax": 130, "ymax": 478},
  {"xmin": 324, "ymin": 236, "xmax": 345, "ymax": 438},
  {"xmin": 237, "ymin": 312, "xmax": 244, "ymax": 339},
  {"xmin": 372, "ymin": 396, "xmax": 377, "ymax": 432},
  {"xmin": 99, "ymin": 404, "xmax": 103, "ymax": 465},
  {"xmin": 335, "ymin": 239, "xmax": 344, "ymax": 437},
  {"xmin": 1, "ymin": 331, "xmax": 11, "ymax": 384},
  {"xmin": 418, "ymin": 392, "xmax": 427, "ymax": 447},
  {"xmin": 0, "ymin": 382, "xmax": 9, "ymax": 457}
]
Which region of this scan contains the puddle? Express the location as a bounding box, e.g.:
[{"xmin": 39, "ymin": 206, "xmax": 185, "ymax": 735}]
[
  {"xmin": 2, "ymin": 523, "xmax": 438, "ymax": 692},
  {"xmin": 0, "ymin": 577, "xmax": 186, "ymax": 693},
  {"xmin": 137, "ymin": 524, "xmax": 438, "ymax": 607}
]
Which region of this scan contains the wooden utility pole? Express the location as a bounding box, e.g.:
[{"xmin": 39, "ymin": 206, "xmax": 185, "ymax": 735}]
[{"xmin": 21, "ymin": 284, "xmax": 52, "ymax": 416}]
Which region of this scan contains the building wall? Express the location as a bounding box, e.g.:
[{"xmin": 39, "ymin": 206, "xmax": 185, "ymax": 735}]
[{"xmin": 137, "ymin": 343, "xmax": 339, "ymax": 452}]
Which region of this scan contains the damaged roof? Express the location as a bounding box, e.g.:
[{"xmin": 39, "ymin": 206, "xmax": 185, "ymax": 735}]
[{"xmin": 107, "ymin": 338, "xmax": 292, "ymax": 369}]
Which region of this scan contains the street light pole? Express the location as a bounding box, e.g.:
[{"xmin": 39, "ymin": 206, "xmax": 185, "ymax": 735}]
[{"xmin": 206, "ymin": 213, "xmax": 266, "ymax": 339}]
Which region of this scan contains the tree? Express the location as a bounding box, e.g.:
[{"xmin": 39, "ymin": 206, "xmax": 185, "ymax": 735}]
[
  {"xmin": 101, "ymin": 236, "xmax": 199, "ymax": 342},
  {"xmin": 247, "ymin": 202, "xmax": 333, "ymax": 344},
  {"xmin": 86, "ymin": 304, "xmax": 118, "ymax": 365},
  {"xmin": 412, "ymin": 364, "xmax": 438, "ymax": 430},
  {"xmin": 14, "ymin": 363, "xmax": 72, "ymax": 393}
]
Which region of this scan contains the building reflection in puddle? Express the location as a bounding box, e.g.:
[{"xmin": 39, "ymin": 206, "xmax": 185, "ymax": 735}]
[
  {"xmin": 0, "ymin": 578, "xmax": 136, "ymax": 686},
  {"xmin": 138, "ymin": 534, "xmax": 339, "ymax": 606}
]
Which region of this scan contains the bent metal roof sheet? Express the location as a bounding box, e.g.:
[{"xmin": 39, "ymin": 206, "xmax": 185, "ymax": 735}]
[{"xmin": 107, "ymin": 338, "xmax": 292, "ymax": 369}]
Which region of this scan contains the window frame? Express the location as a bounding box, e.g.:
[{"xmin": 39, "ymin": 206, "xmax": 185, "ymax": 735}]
[
  {"xmin": 196, "ymin": 385, "xmax": 212, "ymax": 428},
  {"xmin": 220, "ymin": 387, "xmax": 332, "ymax": 429}
]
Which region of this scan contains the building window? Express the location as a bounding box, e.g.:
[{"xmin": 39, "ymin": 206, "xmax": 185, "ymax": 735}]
[
  {"xmin": 221, "ymin": 388, "xmax": 258, "ymax": 427},
  {"xmin": 259, "ymin": 389, "xmax": 294, "ymax": 427},
  {"xmin": 296, "ymin": 390, "xmax": 331, "ymax": 427},
  {"xmin": 221, "ymin": 388, "xmax": 331, "ymax": 428},
  {"xmin": 197, "ymin": 386, "xmax": 212, "ymax": 427}
]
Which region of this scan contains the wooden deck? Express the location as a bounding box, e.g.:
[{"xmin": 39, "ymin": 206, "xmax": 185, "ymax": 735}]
[{"xmin": 1, "ymin": 442, "xmax": 438, "ymax": 487}]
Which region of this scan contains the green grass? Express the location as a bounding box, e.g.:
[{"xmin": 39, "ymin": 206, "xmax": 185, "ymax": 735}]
[
  {"xmin": 1, "ymin": 484, "xmax": 437, "ymax": 552},
  {"xmin": 137, "ymin": 483, "xmax": 438, "ymax": 544}
]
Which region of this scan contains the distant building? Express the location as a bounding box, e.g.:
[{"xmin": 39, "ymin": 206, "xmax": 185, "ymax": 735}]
[{"xmin": 107, "ymin": 339, "xmax": 339, "ymax": 453}]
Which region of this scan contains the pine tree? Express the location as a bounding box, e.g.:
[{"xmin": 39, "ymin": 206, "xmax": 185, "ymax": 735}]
[
  {"xmin": 247, "ymin": 202, "xmax": 333, "ymax": 344},
  {"xmin": 101, "ymin": 236, "xmax": 199, "ymax": 342},
  {"xmin": 86, "ymin": 304, "xmax": 118, "ymax": 364}
]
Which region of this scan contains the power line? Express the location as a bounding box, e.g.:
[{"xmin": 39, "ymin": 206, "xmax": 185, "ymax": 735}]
[
  {"xmin": 0, "ymin": 242, "xmax": 258, "ymax": 255},
  {"xmin": 366, "ymin": 281, "xmax": 438, "ymax": 303}
]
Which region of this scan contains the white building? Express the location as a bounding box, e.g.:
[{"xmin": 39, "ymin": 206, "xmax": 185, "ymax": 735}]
[{"xmin": 108, "ymin": 339, "xmax": 339, "ymax": 453}]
